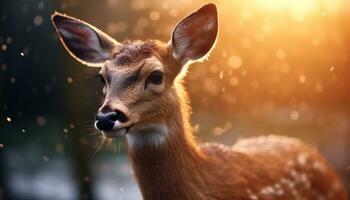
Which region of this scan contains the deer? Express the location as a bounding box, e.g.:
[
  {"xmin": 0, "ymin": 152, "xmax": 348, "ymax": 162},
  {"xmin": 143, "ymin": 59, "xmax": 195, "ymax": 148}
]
[{"xmin": 51, "ymin": 3, "xmax": 348, "ymax": 200}]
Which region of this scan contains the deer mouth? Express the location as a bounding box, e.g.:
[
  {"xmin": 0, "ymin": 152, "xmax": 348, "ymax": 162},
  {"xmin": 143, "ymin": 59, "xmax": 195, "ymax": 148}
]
[{"xmin": 102, "ymin": 126, "xmax": 131, "ymax": 138}]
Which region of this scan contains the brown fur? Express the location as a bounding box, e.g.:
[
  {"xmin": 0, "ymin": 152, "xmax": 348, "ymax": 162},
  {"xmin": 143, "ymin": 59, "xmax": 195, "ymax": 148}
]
[
  {"xmin": 51, "ymin": 5, "xmax": 348, "ymax": 200},
  {"xmin": 123, "ymin": 42, "xmax": 348, "ymax": 200},
  {"xmin": 112, "ymin": 41, "xmax": 156, "ymax": 66}
]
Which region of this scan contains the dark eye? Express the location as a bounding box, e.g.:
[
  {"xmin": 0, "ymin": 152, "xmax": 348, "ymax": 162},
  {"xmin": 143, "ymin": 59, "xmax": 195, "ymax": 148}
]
[
  {"xmin": 97, "ymin": 74, "xmax": 106, "ymax": 84},
  {"xmin": 147, "ymin": 70, "xmax": 164, "ymax": 85}
]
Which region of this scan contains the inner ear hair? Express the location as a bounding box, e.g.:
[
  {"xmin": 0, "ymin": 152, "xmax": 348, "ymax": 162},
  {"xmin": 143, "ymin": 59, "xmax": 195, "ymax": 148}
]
[
  {"xmin": 170, "ymin": 3, "xmax": 218, "ymax": 65},
  {"xmin": 51, "ymin": 12, "xmax": 120, "ymax": 67}
]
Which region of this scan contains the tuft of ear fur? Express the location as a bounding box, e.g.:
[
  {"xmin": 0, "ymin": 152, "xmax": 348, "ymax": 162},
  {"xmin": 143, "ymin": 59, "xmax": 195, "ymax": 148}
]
[
  {"xmin": 170, "ymin": 3, "xmax": 218, "ymax": 66},
  {"xmin": 51, "ymin": 12, "xmax": 120, "ymax": 67}
]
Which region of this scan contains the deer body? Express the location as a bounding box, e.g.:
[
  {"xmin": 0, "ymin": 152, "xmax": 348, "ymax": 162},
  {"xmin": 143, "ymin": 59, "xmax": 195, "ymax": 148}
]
[
  {"xmin": 126, "ymin": 81, "xmax": 347, "ymax": 200},
  {"xmin": 52, "ymin": 3, "xmax": 348, "ymax": 200}
]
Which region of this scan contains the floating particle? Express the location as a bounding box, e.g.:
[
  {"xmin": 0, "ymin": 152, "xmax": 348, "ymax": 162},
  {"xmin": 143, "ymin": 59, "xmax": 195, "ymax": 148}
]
[
  {"xmin": 38, "ymin": 1, "xmax": 44, "ymax": 9},
  {"xmin": 79, "ymin": 137, "xmax": 89, "ymax": 146},
  {"xmin": 120, "ymin": 187, "xmax": 124, "ymax": 191},
  {"xmin": 330, "ymin": 66, "xmax": 335, "ymax": 72},
  {"xmin": 0, "ymin": 144, "xmax": 4, "ymax": 148},
  {"xmin": 149, "ymin": 11, "xmax": 160, "ymax": 21},
  {"xmin": 1, "ymin": 44, "xmax": 7, "ymax": 51},
  {"xmin": 219, "ymin": 71, "xmax": 224, "ymax": 79},
  {"xmin": 5, "ymin": 37, "xmax": 12, "ymax": 44},
  {"xmin": 56, "ymin": 143, "xmax": 64, "ymax": 153},
  {"xmin": 36, "ymin": 116, "xmax": 46, "ymax": 126},
  {"xmin": 290, "ymin": 111, "xmax": 300, "ymax": 120},
  {"xmin": 21, "ymin": 129, "xmax": 26, "ymax": 133},
  {"xmin": 227, "ymin": 55, "xmax": 242, "ymax": 69},
  {"xmin": 276, "ymin": 49, "xmax": 286, "ymax": 60},
  {"xmin": 70, "ymin": 124, "xmax": 75, "ymax": 129},
  {"xmin": 298, "ymin": 75, "xmax": 306, "ymax": 84},
  {"xmin": 42, "ymin": 155, "xmax": 49, "ymax": 162},
  {"xmin": 10, "ymin": 77, "xmax": 15, "ymax": 83},
  {"xmin": 63, "ymin": 128, "xmax": 68, "ymax": 133},
  {"xmin": 33, "ymin": 15, "xmax": 43, "ymax": 26},
  {"xmin": 229, "ymin": 77, "xmax": 239, "ymax": 86},
  {"xmin": 1, "ymin": 63, "xmax": 7, "ymax": 72},
  {"xmin": 83, "ymin": 176, "xmax": 90, "ymax": 182},
  {"xmin": 222, "ymin": 51, "xmax": 227, "ymax": 58},
  {"xmin": 20, "ymin": 52, "xmax": 24, "ymax": 56},
  {"xmin": 106, "ymin": 21, "xmax": 128, "ymax": 35},
  {"xmin": 6, "ymin": 117, "xmax": 11, "ymax": 122},
  {"xmin": 67, "ymin": 77, "xmax": 74, "ymax": 84},
  {"xmin": 161, "ymin": 1, "xmax": 169, "ymax": 9}
]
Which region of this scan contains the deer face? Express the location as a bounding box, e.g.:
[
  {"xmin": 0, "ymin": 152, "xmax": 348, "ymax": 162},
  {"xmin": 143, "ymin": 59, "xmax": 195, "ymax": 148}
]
[{"xmin": 51, "ymin": 4, "xmax": 218, "ymax": 138}]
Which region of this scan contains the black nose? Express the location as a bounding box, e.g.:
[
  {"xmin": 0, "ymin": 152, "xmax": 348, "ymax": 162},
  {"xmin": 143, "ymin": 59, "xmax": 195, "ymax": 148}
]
[{"xmin": 95, "ymin": 110, "xmax": 128, "ymax": 131}]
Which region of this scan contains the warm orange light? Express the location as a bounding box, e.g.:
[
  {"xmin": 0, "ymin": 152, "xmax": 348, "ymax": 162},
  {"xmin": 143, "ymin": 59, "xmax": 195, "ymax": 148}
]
[
  {"xmin": 256, "ymin": 0, "xmax": 317, "ymax": 21},
  {"xmin": 233, "ymin": 0, "xmax": 340, "ymax": 21}
]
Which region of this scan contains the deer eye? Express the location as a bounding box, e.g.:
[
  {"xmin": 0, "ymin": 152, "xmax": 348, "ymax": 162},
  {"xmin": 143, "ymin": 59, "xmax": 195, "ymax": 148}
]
[
  {"xmin": 97, "ymin": 74, "xmax": 106, "ymax": 84},
  {"xmin": 147, "ymin": 70, "xmax": 164, "ymax": 85}
]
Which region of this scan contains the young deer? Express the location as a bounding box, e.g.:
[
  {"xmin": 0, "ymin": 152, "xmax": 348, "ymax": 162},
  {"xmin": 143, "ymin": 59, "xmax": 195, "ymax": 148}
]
[{"xmin": 51, "ymin": 3, "xmax": 348, "ymax": 200}]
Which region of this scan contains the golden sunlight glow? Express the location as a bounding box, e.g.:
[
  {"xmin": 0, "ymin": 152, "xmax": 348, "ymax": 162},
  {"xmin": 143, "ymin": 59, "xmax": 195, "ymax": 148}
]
[
  {"xmin": 219, "ymin": 0, "xmax": 341, "ymax": 22},
  {"xmin": 256, "ymin": 0, "xmax": 316, "ymax": 11},
  {"xmin": 258, "ymin": 0, "xmax": 316, "ymax": 21}
]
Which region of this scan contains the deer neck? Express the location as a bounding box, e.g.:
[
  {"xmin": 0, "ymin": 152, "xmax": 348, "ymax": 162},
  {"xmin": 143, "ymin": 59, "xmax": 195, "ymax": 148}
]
[{"xmin": 126, "ymin": 83, "xmax": 206, "ymax": 200}]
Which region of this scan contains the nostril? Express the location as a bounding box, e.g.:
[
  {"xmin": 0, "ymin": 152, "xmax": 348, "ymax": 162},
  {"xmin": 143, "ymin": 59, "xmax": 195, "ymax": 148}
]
[
  {"xmin": 95, "ymin": 110, "xmax": 128, "ymax": 131},
  {"xmin": 115, "ymin": 110, "xmax": 128, "ymax": 123},
  {"xmin": 109, "ymin": 112, "xmax": 118, "ymax": 121},
  {"xmin": 95, "ymin": 112, "xmax": 115, "ymax": 131}
]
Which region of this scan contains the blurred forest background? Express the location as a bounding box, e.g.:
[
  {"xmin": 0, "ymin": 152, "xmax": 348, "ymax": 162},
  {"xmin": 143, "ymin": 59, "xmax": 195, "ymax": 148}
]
[{"xmin": 1, "ymin": 0, "xmax": 350, "ymax": 199}]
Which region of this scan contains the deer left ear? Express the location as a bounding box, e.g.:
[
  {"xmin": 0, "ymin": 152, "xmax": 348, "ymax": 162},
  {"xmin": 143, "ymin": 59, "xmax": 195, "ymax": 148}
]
[
  {"xmin": 170, "ymin": 3, "xmax": 218, "ymax": 65},
  {"xmin": 51, "ymin": 12, "xmax": 119, "ymax": 67}
]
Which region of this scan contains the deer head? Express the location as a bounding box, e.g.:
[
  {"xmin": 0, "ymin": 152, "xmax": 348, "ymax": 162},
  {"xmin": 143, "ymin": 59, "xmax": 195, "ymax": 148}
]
[{"xmin": 51, "ymin": 4, "xmax": 218, "ymax": 140}]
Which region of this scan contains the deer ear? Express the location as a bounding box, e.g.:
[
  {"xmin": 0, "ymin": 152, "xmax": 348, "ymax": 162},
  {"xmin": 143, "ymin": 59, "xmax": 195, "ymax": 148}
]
[
  {"xmin": 51, "ymin": 12, "xmax": 119, "ymax": 67},
  {"xmin": 170, "ymin": 3, "xmax": 218, "ymax": 65}
]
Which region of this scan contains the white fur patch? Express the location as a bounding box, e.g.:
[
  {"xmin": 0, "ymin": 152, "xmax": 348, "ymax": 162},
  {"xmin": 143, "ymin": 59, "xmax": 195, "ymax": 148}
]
[
  {"xmin": 126, "ymin": 123, "xmax": 169, "ymax": 148},
  {"xmin": 112, "ymin": 121, "xmax": 122, "ymax": 129}
]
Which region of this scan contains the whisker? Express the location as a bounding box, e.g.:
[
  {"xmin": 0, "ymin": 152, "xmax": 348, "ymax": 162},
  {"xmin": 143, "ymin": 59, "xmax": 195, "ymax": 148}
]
[
  {"xmin": 92, "ymin": 134, "xmax": 106, "ymax": 156},
  {"xmin": 117, "ymin": 141, "xmax": 121, "ymax": 154}
]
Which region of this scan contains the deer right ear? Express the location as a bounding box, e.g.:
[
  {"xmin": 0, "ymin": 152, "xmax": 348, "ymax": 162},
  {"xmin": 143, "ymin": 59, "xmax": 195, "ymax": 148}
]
[
  {"xmin": 51, "ymin": 12, "xmax": 120, "ymax": 67},
  {"xmin": 170, "ymin": 3, "xmax": 218, "ymax": 65}
]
